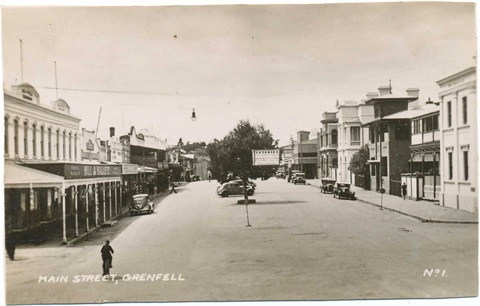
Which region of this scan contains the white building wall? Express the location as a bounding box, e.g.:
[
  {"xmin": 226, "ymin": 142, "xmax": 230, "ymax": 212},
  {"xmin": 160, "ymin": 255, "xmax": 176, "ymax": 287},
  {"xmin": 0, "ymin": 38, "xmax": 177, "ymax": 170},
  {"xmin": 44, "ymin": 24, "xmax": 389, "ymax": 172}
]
[
  {"xmin": 4, "ymin": 85, "xmax": 81, "ymax": 163},
  {"xmin": 438, "ymin": 67, "xmax": 477, "ymax": 213}
]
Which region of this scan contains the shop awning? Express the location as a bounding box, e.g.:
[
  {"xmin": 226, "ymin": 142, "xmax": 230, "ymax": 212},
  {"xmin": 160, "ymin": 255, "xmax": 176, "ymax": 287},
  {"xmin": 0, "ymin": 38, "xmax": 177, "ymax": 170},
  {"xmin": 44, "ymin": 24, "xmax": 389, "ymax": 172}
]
[
  {"xmin": 144, "ymin": 166, "xmax": 158, "ymax": 173},
  {"xmin": 5, "ymin": 161, "xmax": 64, "ymax": 188}
]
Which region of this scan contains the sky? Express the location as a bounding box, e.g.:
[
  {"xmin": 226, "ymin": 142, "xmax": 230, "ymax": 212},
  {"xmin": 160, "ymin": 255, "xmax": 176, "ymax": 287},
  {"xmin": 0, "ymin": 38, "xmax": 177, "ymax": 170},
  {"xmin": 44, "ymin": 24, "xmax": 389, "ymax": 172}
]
[{"xmin": 1, "ymin": 2, "xmax": 477, "ymax": 147}]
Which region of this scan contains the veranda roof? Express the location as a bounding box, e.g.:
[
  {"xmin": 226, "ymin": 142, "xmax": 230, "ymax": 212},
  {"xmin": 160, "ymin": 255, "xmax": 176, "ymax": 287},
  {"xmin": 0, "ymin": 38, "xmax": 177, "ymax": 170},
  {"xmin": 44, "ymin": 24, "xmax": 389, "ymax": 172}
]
[{"xmin": 4, "ymin": 161, "xmax": 64, "ymax": 188}]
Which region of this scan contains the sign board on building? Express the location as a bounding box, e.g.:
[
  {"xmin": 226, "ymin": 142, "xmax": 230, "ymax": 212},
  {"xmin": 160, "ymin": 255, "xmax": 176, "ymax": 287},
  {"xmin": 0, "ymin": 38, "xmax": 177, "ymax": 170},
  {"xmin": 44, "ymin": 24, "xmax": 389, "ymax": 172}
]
[{"xmin": 252, "ymin": 150, "xmax": 280, "ymax": 166}]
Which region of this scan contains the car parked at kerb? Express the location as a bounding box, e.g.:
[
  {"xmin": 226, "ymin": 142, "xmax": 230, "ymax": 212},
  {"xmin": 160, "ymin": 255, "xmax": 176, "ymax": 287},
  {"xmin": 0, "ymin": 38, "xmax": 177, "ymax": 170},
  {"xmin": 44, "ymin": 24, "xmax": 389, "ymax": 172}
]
[
  {"xmin": 130, "ymin": 194, "xmax": 155, "ymax": 216},
  {"xmin": 333, "ymin": 182, "xmax": 356, "ymax": 200}
]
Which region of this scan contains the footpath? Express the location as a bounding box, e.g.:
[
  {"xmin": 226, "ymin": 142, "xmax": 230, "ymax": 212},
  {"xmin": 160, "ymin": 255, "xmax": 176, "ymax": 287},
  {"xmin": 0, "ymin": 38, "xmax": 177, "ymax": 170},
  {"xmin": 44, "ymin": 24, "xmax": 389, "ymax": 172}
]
[{"xmin": 307, "ymin": 179, "xmax": 478, "ymax": 224}]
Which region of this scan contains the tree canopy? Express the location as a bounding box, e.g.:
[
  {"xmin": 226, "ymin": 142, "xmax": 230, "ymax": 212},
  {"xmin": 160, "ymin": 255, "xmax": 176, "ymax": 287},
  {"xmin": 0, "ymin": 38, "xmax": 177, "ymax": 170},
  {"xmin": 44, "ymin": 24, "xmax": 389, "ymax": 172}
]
[
  {"xmin": 348, "ymin": 145, "xmax": 369, "ymax": 175},
  {"xmin": 206, "ymin": 120, "xmax": 278, "ymax": 182}
]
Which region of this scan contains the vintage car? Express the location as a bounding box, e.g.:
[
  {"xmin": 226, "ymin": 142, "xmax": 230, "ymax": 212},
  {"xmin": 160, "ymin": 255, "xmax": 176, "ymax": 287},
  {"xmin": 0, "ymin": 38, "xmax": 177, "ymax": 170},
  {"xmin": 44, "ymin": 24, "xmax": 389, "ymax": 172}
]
[
  {"xmin": 232, "ymin": 179, "xmax": 256, "ymax": 190},
  {"xmin": 130, "ymin": 194, "xmax": 155, "ymax": 216},
  {"xmin": 276, "ymin": 171, "xmax": 286, "ymax": 179},
  {"xmin": 292, "ymin": 173, "xmax": 306, "ymax": 185},
  {"xmin": 333, "ymin": 183, "xmax": 356, "ymax": 200},
  {"xmin": 320, "ymin": 179, "xmax": 336, "ymax": 194},
  {"xmin": 289, "ymin": 170, "xmax": 301, "ymax": 183},
  {"xmin": 217, "ymin": 181, "xmax": 255, "ymax": 197}
]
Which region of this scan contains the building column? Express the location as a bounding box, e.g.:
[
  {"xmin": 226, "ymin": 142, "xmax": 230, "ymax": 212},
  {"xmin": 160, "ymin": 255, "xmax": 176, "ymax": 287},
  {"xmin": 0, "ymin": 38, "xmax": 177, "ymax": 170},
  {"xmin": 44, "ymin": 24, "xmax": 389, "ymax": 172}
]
[
  {"xmin": 95, "ymin": 183, "xmax": 99, "ymax": 227},
  {"xmin": 114, "ymin": 181, "xmax": 118, "ymax": 216},
  {"xmin": 86, "ymin": 184, "xmax": 90, "ymax": 232},
  {"xmin": 109, "ymin": 182, "xmax": 112, "ymax": 219},
  {"xmin": 74, "ymin": 185, "xmax": 79, "ymax": 237},
  {"xmin": 120, "ymin": 184, "xmax": 123, "ymax": 215},
  {"xmin": 29, "ymin": 183, "xmax": 34, "ymax": 229},
  {"xmin": 103, "ymin": 184, "xmax": 106, "ymax": 222},
  {"xmin": 421, "ymin": 152, "xmax": 425, "ymax": 198},
  {"xmin": 433, "ymin": 153, "xmax": 437, "ymax": 200},
  {"xmin": 61, "ymin": 184, "xmax": 67, "ymax": 244}
]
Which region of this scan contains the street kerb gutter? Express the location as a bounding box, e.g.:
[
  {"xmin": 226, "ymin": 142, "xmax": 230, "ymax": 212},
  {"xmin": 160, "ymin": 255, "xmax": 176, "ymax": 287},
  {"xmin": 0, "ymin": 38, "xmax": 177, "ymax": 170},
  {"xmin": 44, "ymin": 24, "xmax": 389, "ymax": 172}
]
[
  {"xmin": 307, "ymin": 182, "xmax": 478, "ymax": 225},
  {"xmin": 67, "ymin": 190, "xmax": 173, "ymax": 246}
]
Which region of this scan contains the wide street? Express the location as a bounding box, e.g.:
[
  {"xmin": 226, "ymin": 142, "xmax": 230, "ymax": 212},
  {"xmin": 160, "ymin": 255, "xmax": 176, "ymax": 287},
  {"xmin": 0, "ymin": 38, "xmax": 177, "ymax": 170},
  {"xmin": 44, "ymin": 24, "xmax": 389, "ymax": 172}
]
[{"xmin": 5, "ymin": 179, "xmax": 478, "ymax": 304}]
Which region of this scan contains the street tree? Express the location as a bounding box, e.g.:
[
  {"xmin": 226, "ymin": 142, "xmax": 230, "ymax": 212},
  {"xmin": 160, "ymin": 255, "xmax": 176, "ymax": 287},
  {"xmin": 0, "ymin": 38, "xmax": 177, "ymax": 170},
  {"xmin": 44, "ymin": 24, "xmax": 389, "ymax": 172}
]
[
  {"xmin": 348, "ymin": 145, "xmax": 369, "ymax": 175},
  {"xmin": 207, "ymin": 120, "xmax": 278, "ymax": 183}
]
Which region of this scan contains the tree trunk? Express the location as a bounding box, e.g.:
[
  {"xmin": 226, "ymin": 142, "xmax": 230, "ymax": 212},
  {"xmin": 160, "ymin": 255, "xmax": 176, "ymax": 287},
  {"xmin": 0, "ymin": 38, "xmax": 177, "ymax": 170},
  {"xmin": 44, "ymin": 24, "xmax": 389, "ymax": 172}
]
[{"xmin": 243, "ymin": 175, "xmax": 249, "ymax": 205}]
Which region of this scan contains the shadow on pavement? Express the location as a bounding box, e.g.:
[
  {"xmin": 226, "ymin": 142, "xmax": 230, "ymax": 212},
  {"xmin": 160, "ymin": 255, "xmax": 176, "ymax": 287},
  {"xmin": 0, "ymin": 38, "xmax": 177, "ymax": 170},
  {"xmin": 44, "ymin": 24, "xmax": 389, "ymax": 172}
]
[{"xmin": 233, "ymin": 200, "xmax": 307, "ymax": 205}]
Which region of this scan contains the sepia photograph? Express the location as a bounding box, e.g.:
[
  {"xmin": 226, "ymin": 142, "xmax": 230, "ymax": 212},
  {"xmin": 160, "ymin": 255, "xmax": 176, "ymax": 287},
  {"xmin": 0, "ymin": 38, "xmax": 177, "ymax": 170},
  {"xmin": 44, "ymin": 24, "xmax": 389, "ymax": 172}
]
[{"xmin": 1, "ymin": 1, "xmax": 478, "ymax": 305}]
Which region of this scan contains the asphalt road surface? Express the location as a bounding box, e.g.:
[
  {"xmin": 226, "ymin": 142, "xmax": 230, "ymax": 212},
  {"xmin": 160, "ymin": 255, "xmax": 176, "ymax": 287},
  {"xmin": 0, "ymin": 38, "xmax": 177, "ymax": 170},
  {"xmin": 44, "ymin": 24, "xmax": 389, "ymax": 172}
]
[{"xmin": 5, "ymin": 179, "xmax": 478, "ymax": 304}]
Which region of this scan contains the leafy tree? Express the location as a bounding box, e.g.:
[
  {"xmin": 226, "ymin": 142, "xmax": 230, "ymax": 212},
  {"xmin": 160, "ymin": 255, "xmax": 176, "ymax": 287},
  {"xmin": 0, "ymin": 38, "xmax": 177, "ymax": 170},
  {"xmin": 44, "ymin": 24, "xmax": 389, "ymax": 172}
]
[
  {"xmin": 183, "ymin": 141, "xmax": 207, "ymax": 152},
  {"xmin": 206, "ymin": 120, "xmax": 278, "ymax": 203},
  {"xmin": 348, "ymin": 145, "xmax": 369, "ymax": 175}
]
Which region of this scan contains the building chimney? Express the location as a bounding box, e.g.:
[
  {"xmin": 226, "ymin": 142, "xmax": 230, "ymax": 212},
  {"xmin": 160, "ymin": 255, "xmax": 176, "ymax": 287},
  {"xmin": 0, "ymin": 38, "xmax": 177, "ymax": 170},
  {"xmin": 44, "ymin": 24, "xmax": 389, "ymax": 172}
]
[
  {"xmin": 406, "ymin": 88, "xmax": 420, "ymax": 98},
  {"xmin": 109, "ymin": 127, "xmax": 115, "ymax": 137},
  {"xmin": 297, "ymin": 131, "xmax": 310, "ymax": 142},
  {"xmin": 378, "ymin": 85, "xmax": 391, "ymax": 96},
  {"xmin": 366, "ymin": 92, "xmax": 379, "ymax": 99}
]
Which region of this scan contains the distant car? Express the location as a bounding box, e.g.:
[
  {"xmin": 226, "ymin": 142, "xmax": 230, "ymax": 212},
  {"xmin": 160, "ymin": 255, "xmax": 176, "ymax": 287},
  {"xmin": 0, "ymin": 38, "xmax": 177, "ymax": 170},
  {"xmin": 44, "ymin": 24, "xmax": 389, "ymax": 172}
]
[
  {"xmin": 191, "ymin": 175, "xmax": 200, "ymax": 181},
  {"xmin": 289, "ymin": 170, "xmax": 301, "ymax": 183},
  {"xmin": 276, "ymin": 172, "xmax": 285, "ymax": 179},
  {"xmin": 333, "ymin": 183, "xmax": 356, "ymax": 200},
  {"xmin": 232, "ymin": 179, "xmax": 256, "ymax": 190},
  {"xmin": 320, "ymin": 178, "xmax": 336, "ymax": 194},
  {"xmin": 217, "ymin": 181, "xmax": 255, "ymax": 197},
  {"xmin": 292, "ymin": 173, "xmax": 306, "ymax": 185},
  {"xmin": 130, "ymin": 194, "xmax": 154, "ymax": 216}
]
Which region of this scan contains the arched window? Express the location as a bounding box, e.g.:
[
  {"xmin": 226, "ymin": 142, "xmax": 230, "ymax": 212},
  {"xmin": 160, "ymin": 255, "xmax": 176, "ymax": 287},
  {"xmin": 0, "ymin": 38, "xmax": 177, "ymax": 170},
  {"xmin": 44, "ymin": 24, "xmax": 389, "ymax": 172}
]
[
  {"xmin": 69, "ymin": 132, "xmax": 72, "ymax": 159},
  {"xmin": 40, "ymin": 126, "xmax": 45, "ymax": 158},
  {"xmin": 63, "ymin": 131, "xmax": 66, "ymax": 159},
  {"xmin": 4, "ymin": 117, "xmax": 8, "ymax": 155},
  {"xmin": 14, "ymin": 119, "xmax": 19, "ymax": 155},
  {"xmin": 32, "ymin": 124, "xmax": 37, "ymax": 157},
  {"xmin": 48, "ymin": 128, "xmax": 52, "ymax": 158},
  {"xmin": 56, "ymin": 130, "xmax": 60, "ymax": 159},
  {"xmin": 23, "ymin": 121, "xmax": 28, "ymax": 156},
  {"xmin": 331, "ymin": 129, "xmax": 338, "ymax": 145}
]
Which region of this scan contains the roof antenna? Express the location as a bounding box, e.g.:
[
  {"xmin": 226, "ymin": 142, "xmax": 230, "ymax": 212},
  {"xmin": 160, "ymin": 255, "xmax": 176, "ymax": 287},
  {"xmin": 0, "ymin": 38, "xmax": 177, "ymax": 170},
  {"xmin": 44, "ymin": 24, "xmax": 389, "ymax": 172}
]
[{"xmin": 389, "ymin": 79, "xmax": 392, "ymax": 94}]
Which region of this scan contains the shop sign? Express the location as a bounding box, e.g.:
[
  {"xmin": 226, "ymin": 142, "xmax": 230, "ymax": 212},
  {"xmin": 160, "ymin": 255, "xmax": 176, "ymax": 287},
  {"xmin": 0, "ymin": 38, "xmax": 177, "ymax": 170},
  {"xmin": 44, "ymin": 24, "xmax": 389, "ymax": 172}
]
[
  {"xmin": 122, "ymin": 164, "xmax": 138, "ymax": 175},
  {"xmin": 64, "ymin": 164, "xmax": 122, "ymax": 179}
]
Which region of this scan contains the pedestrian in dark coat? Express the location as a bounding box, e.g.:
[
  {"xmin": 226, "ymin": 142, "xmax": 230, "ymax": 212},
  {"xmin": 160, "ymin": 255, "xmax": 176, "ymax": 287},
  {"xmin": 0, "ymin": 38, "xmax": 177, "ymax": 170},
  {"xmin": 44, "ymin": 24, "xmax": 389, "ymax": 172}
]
[
  {"xmin": 170, "ymin": 182, "xmax": 177, "ymax": 194},
  {"xmin": 101, "ymin": 240, "xmax": 114, "ymax": 268},
  {"xmin": 401, "ymin": 183, "xmax": 407, "ymax": 200}
]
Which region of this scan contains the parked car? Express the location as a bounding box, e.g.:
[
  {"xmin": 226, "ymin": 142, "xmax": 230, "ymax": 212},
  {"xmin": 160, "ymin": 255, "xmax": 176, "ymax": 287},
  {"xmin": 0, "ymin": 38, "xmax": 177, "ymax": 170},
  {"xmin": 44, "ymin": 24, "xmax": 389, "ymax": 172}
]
[
  {"xmin": 333, "ymin": 183, "xmax": 356, "ymax": 200},
  {"xmin": 130, "ymin": 194, "xmax": 154, "ymax": 216},
  {"xmin": 276, "ymin": 171, "xmax": 285, "ymax": 179},
  {"xmin": 191, "ymin": 175, "xmax": 200, "ymax": 181},
  {"xmin": 289, "ymin": 170, "xmax": 301, "ymax": 183},
  {"xmin": 320, "ymin": 178, "xmax": 336, "ymax": 194},
  {"xmin": 292, "ymin": 173, "xmax": 306, "ymax": 185},
  {"xmin": 217, "ymin": 181, "xmax": 255, "ymax": 197},
  {"xmin": 232, "ymin": 179, "xmax": 256, "ymax": 190}
]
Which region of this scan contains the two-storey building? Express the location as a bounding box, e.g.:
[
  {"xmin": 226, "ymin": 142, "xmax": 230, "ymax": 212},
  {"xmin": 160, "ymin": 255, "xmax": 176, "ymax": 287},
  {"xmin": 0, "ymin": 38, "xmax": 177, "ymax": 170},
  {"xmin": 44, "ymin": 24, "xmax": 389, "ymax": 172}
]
[
  {"xmin": 336, "ymin": 100, "xmax": 374, "ymax": 184},
  {"xmin": 437, "ymin": 67, "xmax": 477, "ymax": 213},
  {"xmin": 363, "ymin": 86, "xmax": 419, "ymax": 195},
  {"xmin": 405, "ymin": 102, "xmax": 441, "ymax": 201},
  {"xmin": 318, "ymin": 112, "xmax": 338, "ymax": 179},
  {"xmin": 291, "ymin": 131, "xmax": 317, "ymax": 179},
  {"xmin": 5, "ymin": 83, "xmax": 122, "ymax": 244}
]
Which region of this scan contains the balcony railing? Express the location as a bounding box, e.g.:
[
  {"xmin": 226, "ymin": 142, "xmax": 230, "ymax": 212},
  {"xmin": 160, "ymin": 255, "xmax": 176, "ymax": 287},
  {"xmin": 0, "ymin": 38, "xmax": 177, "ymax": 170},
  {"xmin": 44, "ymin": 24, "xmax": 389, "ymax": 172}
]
[{"xmin": 350, "ymin": 141, "xmax": 361, "ymax": 146}]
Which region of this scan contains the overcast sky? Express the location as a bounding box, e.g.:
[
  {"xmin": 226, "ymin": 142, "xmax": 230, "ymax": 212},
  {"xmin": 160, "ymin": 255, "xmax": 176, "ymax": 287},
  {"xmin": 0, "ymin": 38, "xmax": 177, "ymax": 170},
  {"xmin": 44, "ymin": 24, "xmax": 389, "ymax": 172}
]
[{"xmin": 1, "ymin": 2, "xmax": 476, "ymax": 146}]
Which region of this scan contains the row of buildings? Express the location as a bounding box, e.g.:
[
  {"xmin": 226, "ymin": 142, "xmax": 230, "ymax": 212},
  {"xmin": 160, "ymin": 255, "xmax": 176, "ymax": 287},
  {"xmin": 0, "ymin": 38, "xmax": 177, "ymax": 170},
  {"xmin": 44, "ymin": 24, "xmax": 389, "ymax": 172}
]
[
  {"xmin": 280, "ymin": 66, "xmax": 477, "ymax": 214},
  {"xmin": 4, "ymin": 82, "xmax": 210, "ymax": 244}
]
